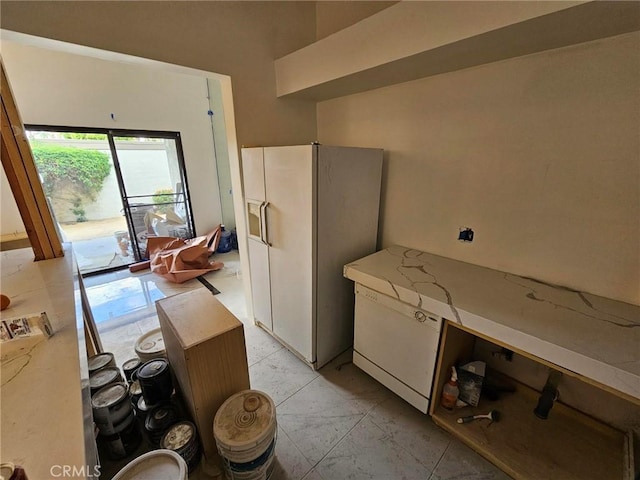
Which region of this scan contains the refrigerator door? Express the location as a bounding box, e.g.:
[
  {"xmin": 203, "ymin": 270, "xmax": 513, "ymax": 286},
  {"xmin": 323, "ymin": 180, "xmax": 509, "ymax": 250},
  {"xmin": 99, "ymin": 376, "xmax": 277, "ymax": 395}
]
[
  {"xmin": 315, "ymin": 145, "xmax": 383, "ymax": 367},
  {"xmin": 264, "ymin": 145, "xmax": 315, "ymax": 362},
  {"xmin": 242, "ymin": 148, "xmax": 272, "ymax": 331}
]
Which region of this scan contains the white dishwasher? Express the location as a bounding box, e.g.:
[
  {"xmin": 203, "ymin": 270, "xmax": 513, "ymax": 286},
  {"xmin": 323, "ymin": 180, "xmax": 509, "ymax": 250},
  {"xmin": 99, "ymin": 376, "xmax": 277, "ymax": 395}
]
[{"xmin": 353, "ymin": 283, "xmax": 442, "ymax": 413}]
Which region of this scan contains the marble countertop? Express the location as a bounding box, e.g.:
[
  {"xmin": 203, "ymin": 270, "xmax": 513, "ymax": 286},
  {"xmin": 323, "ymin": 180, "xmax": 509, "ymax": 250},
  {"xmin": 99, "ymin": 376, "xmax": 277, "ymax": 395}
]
[
  {"xmin": 344, "ymin": 245, "xmax": 640, "ymax": 402},
  {"xmin": 1, "ymin": 246, "xmax": 96, "ymax": 478}
]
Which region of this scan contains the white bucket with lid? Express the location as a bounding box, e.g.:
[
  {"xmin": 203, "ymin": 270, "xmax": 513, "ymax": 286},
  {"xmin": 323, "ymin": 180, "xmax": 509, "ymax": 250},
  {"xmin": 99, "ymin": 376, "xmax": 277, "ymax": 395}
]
[
  {"xmin": 135, "ymin": 328, "xmax": 166, "ymax": 362},
  {"xmin": 111, "ymin": 449, "xmax": 187, "ymax": 480},
  {"xmin": 214, "ymin": 390, "xmax": 277, "ymax": 479}
]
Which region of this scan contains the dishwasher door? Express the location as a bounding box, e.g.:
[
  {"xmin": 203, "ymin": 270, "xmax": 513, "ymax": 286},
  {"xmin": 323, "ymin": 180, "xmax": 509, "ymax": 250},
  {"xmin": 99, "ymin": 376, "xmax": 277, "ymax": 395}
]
[{"xmin": 354, "ymin": 284, "xmax": 441, "ymax": 404}]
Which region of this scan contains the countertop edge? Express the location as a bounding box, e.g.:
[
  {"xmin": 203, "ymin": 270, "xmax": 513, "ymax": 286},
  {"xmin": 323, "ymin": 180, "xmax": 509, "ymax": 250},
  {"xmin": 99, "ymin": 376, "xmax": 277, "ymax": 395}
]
[{"xmin": 344, "ymin": 260, "xmax": 640, "ymax": 402}]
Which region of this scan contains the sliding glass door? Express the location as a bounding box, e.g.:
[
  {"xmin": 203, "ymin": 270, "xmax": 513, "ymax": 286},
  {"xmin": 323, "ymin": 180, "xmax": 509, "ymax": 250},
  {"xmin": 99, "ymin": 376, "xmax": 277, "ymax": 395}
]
[
  {"xmin": 111, "ymin": 132, "xmax": 194, "ymax": 261},
  {"xmin": 25, "ymin": 127, "xmax": 195, "ymax": 274}
]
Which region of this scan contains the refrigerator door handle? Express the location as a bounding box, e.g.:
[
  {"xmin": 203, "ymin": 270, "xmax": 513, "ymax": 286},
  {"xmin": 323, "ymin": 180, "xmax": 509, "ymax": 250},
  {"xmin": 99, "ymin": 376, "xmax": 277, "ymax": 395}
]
[{"xmin": 260, "ymin": 202, "xmax": 271, "ymax": 246}]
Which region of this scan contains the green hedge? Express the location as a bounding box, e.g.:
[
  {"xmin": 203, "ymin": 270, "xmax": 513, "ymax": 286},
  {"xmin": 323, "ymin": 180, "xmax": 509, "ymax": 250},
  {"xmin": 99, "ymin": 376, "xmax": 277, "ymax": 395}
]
[
  {"xmin": 152, "ymin": 188, "xmax": 175, "ymax": 214},
  {"xmin": 31, "ymin": 143, "xmax": 111, "ymax": 200}
]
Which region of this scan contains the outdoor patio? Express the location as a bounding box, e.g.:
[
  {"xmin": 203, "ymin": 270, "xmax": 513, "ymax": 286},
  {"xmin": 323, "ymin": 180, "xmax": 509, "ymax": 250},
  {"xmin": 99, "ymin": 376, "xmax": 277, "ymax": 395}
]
[{"xmin": 59, "ymin": 217, "xmax": 133, "ymax": 274}]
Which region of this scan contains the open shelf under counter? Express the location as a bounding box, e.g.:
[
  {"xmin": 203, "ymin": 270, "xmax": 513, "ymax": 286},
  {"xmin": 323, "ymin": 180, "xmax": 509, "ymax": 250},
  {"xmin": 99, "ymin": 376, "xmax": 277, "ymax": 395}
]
[{"xmin": 430, "ymin": 320, "xmax": 636, "ymax": 480}]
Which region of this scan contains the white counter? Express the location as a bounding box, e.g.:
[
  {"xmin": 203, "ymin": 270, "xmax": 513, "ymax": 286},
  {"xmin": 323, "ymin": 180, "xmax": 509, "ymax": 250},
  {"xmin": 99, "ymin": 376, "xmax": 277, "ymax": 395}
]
[
  {"xmin": 1, "ymin": 246, "xmax": 96, "ymax": 479},
  {"xmin": 344, "ymin": 245, "xmax": 640, "ymax": 402}
]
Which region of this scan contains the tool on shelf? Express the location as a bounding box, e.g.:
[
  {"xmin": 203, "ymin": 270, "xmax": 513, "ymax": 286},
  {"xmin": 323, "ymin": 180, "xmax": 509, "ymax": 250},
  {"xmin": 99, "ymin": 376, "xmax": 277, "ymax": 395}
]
[
  {"xmin": 456, "ymin": 409, "xmax": 501, "ymax": 425},
  {"xmin": 534, "ymin": 369, "xmax": 562, "ymax": 419}
]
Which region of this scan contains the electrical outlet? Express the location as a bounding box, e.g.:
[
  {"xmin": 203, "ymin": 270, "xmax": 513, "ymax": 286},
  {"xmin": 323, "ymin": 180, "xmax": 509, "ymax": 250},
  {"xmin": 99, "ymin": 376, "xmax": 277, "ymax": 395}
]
[{"xmin": 458, "ymin": 227, "xmax": 474, "ymax": 242}]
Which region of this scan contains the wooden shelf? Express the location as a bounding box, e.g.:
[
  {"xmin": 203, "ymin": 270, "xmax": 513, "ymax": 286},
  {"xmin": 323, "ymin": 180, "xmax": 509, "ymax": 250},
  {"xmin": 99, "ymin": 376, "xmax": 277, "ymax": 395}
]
[{"xmin": 430, "ymin": 321, "xmax": 633, "ymax": 480}]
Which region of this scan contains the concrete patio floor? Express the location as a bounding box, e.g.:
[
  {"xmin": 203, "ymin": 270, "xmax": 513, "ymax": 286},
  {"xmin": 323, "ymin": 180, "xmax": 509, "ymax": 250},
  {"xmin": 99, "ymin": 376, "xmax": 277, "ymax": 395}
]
[{"xmin": 60, "ymin": 217, "xmax": 136, "ymax": 274}]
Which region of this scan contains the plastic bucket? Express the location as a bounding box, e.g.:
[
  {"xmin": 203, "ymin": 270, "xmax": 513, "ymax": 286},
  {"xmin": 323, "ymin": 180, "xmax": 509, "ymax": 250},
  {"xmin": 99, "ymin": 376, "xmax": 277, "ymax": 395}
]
[
  {"xmin": 135, "ymin": 328, "xmax": 166, "ymax": 362},
  {"xmin": 226, "ymin": 438, "xmax": 276, "ymax": 480},
  {"xmin": 111, "ymin": 449, "xmax": 188, "ymax": 480},
  {"xmin": 214, "ymin": 390, "xmax": 277, "ymax": 480},
  {"xmin": 216, "ymin": 225, "xmax": 233, "ymax": 253}
]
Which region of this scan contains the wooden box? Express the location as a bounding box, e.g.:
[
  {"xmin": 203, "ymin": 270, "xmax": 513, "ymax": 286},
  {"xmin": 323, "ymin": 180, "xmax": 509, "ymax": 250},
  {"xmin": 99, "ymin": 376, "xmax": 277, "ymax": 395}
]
[{"xmin": 156, "ymin": 288, "xmax": 250, "ymax": 464}]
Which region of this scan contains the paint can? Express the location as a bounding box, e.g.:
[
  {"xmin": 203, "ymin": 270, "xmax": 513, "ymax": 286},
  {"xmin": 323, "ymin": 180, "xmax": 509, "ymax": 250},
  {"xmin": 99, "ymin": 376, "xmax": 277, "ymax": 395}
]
[
  {"xmin": 214, "ymin": 390, "xmax": 277, "ymax": 480},
  {"xmin": 161, "ymin": 421, "xmax": 201, "ymax": 473},
  {"xmin": 90, "ymin": 366, "xmax": 123, "ymax": 396},
  {"xmin": 88, "ymin": 352, "xmax": 116, "ymax": 374},
  {"xmin": 137, "ymin": 358, "xmax": 173, "ymax": 406},
  {"xmin": 129, "ymin": 380, "xmax": 143, "ymax": 407},
  {"xmin": 122, "ymin": 357, "xmax": 142, "ymax": 383},
  {"xmin": 92, "ymin": 383, "xmax": 133, "ymax": 435},
  {"xmin": 134, "ymin": 328, "xmax": 166, "ymax": 362},
  {"xmin": 134, "ymin": 395, "xmax": 152, "ymax": 425},
  {"xmin": 111, "ymin": 449, "xmax": 187, "ymax": 480},
  {"xmin": 98, "ymin": 411, "xmax": 142, "ymax": 460},
  {"xmin": 145, "ymin": 404, "xmax": 179, "ymax": 446}
]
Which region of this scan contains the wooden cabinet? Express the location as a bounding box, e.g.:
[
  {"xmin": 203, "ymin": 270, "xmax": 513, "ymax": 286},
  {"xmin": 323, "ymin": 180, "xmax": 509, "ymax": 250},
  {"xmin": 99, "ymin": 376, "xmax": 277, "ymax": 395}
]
[
  {"xmin": 156, "ymin": 289, "xmax": 250, "ymax": 465},
  {"xmin": 429, "ymin": 320, "xmax": 636, "ymax": 480}
]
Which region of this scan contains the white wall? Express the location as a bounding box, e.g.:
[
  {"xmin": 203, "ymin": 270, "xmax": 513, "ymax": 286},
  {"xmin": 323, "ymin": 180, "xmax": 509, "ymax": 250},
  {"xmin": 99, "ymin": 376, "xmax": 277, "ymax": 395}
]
[
  {"xmin": 0, "ymin": 166, "xmax": 25, "ymax": 234},
  {"xmin": 0, "ymin": 1, "xmax": 318, "ymax": 147},
  {"xmin": 207, "ymin": 78, "xmax": 235, "ymax": 230},
  {"xmin": 318, "ymin": 32, "xmax": 640, "ymax": 305},
  {"xmin": 1, "ymin": 40, "xmax": 222, "ymax": 235}
]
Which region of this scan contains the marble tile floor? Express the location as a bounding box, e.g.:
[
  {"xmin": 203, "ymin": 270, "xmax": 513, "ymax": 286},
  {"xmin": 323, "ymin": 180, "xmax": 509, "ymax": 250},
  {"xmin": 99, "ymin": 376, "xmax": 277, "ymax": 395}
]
[
  {"xmin": 84, "ymin": 251, "xmax": 244, "ymax": 366},
  {"xmin": 85, "ymin": 250, "xmax": 509, "ymax": 480}
]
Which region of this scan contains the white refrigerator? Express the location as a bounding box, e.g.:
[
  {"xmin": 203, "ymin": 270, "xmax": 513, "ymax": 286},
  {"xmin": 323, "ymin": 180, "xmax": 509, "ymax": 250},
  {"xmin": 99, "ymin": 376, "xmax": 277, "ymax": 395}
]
[{"xmin": 242, "ymin": 144, "xmax": 383, "ymax": 369}]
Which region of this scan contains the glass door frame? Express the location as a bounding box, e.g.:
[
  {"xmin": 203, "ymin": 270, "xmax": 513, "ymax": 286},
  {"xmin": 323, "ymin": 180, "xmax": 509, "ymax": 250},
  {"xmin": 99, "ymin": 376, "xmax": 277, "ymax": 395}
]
[
  {"xmin": 108, "ymin": 128, "xmax": 195, "ymax": 261},
  {"xmin": 25, "ymin": 124, "xmax": 197, "ymax": 269}
]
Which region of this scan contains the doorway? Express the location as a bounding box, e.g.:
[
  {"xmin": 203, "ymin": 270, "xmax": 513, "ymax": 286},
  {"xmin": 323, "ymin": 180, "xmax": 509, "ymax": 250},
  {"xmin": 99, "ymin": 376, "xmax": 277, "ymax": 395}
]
[{"xmin": 25, "ymin": 126, "xmax": 196, "ymax": 275}]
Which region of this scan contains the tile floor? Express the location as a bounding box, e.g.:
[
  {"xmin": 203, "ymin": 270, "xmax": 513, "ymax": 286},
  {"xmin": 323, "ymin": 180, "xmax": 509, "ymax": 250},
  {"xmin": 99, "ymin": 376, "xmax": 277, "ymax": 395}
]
[{"xmin": 85, "ymin": 250, "xmax": 509, "ymax": 480}]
